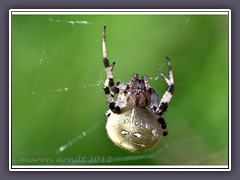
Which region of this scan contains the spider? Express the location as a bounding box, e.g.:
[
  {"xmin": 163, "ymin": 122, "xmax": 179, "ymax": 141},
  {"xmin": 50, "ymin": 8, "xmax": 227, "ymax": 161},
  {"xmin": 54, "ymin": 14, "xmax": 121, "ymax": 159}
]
[{"xmin": 102, "ymin": 26, "xmax": 174, "ymax": 152}]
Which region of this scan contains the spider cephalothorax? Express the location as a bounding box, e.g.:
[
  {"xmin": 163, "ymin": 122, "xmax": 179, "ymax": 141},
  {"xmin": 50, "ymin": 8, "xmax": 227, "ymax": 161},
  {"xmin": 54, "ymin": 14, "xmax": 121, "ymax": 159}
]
[{"xmin": 102, "ymin": 26, "xmax": 174, "ymax": 152}]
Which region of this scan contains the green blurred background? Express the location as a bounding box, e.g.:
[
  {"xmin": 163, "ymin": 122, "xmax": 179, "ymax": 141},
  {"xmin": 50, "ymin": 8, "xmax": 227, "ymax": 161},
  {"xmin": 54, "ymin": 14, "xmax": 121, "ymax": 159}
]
[{"xmin": 12, "ymin": 14, "xmax": 229, "ymax": 166}]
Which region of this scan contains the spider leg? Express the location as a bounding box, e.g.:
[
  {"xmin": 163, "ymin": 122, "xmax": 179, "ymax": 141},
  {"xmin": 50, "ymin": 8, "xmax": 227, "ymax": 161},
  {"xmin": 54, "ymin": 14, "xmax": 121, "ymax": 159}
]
[
  {"xmin": 142, "ymin": 76, "xmax": 160, "ymax": 112},
  {"xmin": 148, "ymin": 88, "xmax": 159, "ymax": 113},
  {"xmin": 151, "ymin": 57, "xmax": 174, "ymax": 136},
  {"xmin": 148, "ymin": 88, "xmax": 168, "ymax": 136},
  {"xmin": 102, "ymin": 25, "xmax": 120, "ymax": 114},
  {"xmin": 157, "ymin": 56, "xmax": 175, "ymax": 116},
  {"xmin": 115, "ymin": 83, "xmax": 129, "ymax": 109},
  {"xmin": 143, "ymin": 75, "xmax": 150, "ymax": 90}
]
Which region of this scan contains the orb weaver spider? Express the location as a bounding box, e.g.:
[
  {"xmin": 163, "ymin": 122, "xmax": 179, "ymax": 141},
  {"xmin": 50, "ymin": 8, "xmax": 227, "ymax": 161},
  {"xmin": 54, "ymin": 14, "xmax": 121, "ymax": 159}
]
[{"xmin": 102, "ymin": 26, "xmax": 174, "ymax": 152}]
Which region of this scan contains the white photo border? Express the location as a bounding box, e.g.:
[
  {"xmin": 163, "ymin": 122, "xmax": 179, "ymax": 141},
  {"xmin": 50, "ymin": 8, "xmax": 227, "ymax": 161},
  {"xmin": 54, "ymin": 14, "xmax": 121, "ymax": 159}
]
[{"xmin": 9, "ymin": 9, "xmax": 231, "ymax": 171}]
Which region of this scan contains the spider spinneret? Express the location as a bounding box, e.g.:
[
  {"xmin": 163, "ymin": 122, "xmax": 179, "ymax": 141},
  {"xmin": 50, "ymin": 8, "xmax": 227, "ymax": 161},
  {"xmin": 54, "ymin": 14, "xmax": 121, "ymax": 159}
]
[{"xmin": 102, "ymin": 26, "xmax": 174, "ymax": 152}]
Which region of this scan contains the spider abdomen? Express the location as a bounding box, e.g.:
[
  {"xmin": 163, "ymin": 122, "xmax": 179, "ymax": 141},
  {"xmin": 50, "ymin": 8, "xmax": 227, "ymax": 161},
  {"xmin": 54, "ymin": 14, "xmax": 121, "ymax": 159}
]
[{"xmin": 106, "ymin": 107, "xmax": 162, "ymax": 152}]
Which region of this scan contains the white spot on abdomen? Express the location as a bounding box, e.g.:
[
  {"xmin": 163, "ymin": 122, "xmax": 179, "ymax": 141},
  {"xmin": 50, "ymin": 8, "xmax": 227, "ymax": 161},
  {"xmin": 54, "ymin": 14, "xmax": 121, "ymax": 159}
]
[
  {"xmin": 151, "ymin": 129, "xmax": 157, "ymax": 139},
  {"xmin": 145, "ymin": 123, "xmax": 149, "ymax": 129},
  {"xmin": 133, "ymin": 132, "xmax": 142, "ymax": 138},
  {"xmin": 121, "ymin": 130, "xmax": 129, "ymax": 135}
]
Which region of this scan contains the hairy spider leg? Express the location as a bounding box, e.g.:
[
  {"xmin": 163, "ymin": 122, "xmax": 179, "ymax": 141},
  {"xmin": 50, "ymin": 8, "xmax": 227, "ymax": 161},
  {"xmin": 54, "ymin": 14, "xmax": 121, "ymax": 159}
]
[
  {"xmin": 102, "ymin": 25, "xmax": 120, "ymax": 114},
  {"xmin": 157, "ymin": 56, "xmax": 175, "ymax": 115},
  {"xmin": 154, "ymin": 57, "xmax": 175, "ymax": 136}
]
